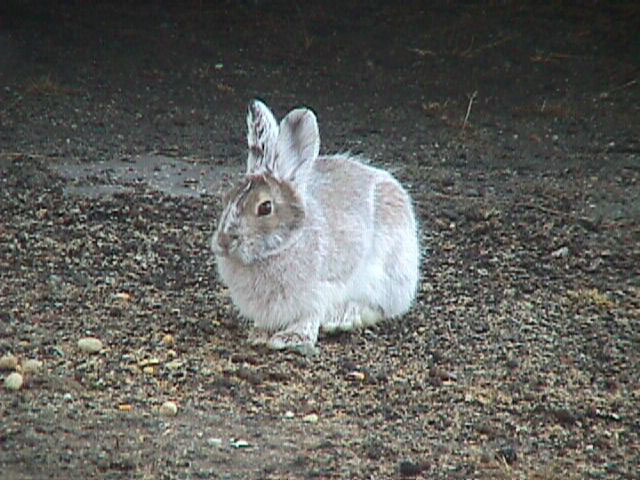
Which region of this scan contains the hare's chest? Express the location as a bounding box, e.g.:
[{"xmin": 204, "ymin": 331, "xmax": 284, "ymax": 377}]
[{"xmin": 218, "ymin": 254, "xmax": 321, "ymax": 327}]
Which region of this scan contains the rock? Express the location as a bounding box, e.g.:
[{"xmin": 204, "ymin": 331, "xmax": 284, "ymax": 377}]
[
  {"xmin": 4, "ymin": 372, "xmax": 23, "ymax": 391},
  {"xmin": 0, "ymin": 353, "xmax": 18, "ymax": 371},
  {"xmin": 162, "ymin": 333, "xmax": 175, "ymax": 346},
  {"xmin": 77, "ymin": 337, "xmax": 103, "ymax": 353},
  {"xmin": 399, "ymin": 460, "xmax": 424, "ymax": 476},
  {"xmin": 552, "ymin": 408, "xmax": 577, "ymax": 426},
  {"xmin": 283, "ymin": 411, "xmax": 295, "ymax": 419},
  {"xmin": 496, "ymin": 445, "xmax": 517, "ymax": 465},
  {"xmin": 159, "ymin": 401, "xmax": 178, "ymax": 416},
  {"xmin": 551, "ymin": 246, "xmax": 569, "ymax": 258},
  {"xmin": 22, "ymin": 359, "xmax": 43, "ymax": 373},
  {"xmin": 302, "ymin": 413, "xmax": 318, "ymax": 423}
]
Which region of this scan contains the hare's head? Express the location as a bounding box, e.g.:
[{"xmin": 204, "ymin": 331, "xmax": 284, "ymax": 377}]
[{"xmin": 211, "ymin": 100, "xmax": 320, "ymax": 263}]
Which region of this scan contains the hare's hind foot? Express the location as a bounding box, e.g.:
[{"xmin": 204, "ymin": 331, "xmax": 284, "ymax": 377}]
[{"xmin": 322, "ymin": 302, "xmax": 383, "ymax": 333}]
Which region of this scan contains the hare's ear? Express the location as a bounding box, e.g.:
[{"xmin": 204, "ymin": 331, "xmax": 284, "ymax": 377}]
[
  {"xmin": 246, "ymin": 99, "xmax": 278, "ymax": 174},
  {"xmin": 272, "ymin": 107, "xmax": 320, "ymax": 185}
]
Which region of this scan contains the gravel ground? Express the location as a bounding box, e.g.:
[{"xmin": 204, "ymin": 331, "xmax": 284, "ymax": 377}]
[{"xmin": 1, "ymin": 1, "xmax": 639, "ymax": 479}]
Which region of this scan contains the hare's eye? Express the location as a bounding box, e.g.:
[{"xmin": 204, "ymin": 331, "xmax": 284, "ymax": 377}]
[{"xmin": 257, "ymin": 200, "xmax": 272, "ymax": 217}]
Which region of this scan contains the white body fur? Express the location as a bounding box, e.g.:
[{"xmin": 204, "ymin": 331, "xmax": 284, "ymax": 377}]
[{"xmin": 211, "ymin": 100, "xmax": 418, "ymax": 351}]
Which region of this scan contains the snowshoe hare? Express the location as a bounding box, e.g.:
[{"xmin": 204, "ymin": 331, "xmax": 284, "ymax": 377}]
[{"xmin": 211, "ymin": 100, "xmax": 418, "ymax": 353}]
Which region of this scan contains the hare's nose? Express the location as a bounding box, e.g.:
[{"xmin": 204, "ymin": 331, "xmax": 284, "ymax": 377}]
[
  {"xmin": 217, "ymin": 231, "xmax": 230, "ymax": 249},
  {"xmin": 216, "ymin": 230, "xmax": 237, "ymax": 250}
]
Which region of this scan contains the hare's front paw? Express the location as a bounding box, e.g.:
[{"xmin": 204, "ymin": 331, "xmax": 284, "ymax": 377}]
[{"xmin": 268, "ymin": 331, "xmax": 318, "ymax": 356}]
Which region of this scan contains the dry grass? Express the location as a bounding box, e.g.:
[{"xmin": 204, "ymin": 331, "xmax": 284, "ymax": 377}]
[{"xmin": 25, "ymin": 74, "xmax": 79, "ymax": 96}]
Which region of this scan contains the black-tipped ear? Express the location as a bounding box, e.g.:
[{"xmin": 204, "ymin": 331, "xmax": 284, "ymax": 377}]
[{"xmin": 246, "ymin": 99, "xmax": 278, "ymax": 174}]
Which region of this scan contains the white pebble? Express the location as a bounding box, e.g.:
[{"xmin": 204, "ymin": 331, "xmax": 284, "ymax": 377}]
[
  {"xmin": 207, "ymin": 437, "xmax": 223, "ymax": 447},
  {"xmin": 283, "ymin": 411, "xmax": 295, "ymax": 419},
  {"xmin": 302, "ymin": 413, "xmax": 319, "ymax": 424},
  {"xmin": 231, "ymin": 439, "xmax": 250, "ymax": 448},
  {"xmin": 159, "ymin": 401, "xmax": 178, "ymax": 416},
  {"xmin": 77, "ymin": 337, "xmax": 103, "ymax": 353},
  {"xmin": 551, "ymin": 246, "xmax": 569, "ymax": 258},
  {"xmin": 4, "ymin": 372, "xmax": 23, "ymax": 391}
]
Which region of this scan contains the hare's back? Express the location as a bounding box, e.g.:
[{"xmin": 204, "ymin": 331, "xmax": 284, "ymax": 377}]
[
  {"xmin": 312, "ymin": 154, "xmax": 384, "ymax": 206},
  {"xmin": 307, "ymin": 155, "xmax": 382, "ymax": 278},
  {"xmin": 309, "ymin": 154, "xmax": 415, "ymax": 289}
]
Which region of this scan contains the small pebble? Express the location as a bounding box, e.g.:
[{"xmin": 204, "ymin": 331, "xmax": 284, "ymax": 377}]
[
  {"xmin": 77, "ymin": 337, "xmax": 103, "ymax": 353},
  {"xmin": 159, "ymin": 401, "xmax": 178, "ymax": 416},
  {"xmin": 302, "ymin": 413, "xmax": 319, "ymax": 423},
  {"xmin": 165, "ymin": 359, "xmax": 183, "ymax": 370},
  {"xmin": 112, "ymin": 292, "xmax": 131, "ymax": 302},
  {"xmin": 63, "ymin": 393, "xmax": 74, "ymax": 402},
  {"xmin": 551, "ymin": 246, "xmax": 569, "ymax": 258},
  {"xmin": 22, "ymin": 359, "xmax": 43, "ymax": 373},
  {"xmin": 139, "ymin": 357, "xmax": 160, "ymax": 366},
  {"xmin": 231, "ymin": 439, "xmax": 250, "ymax": 448},
  {"xmin": 0, "ymin": 353, "xmax": 18, "ymax": 371},
  {"xmin": 162, "ymin": 333, "xmax": 175, "ymax": 346},
  {"xmin": 283, "ymin": 411, "xmax": 295, "ymax": 419},
  {"xmin": 347, "ymin": 371, "xmax": 366, "ymax": 381},
  {"xmin": 207, "ymin": 437, "xmax": 222, "ymax": 447},
  {"xmin": 4, "ymin": 372, "xmax": 24, "ymax": 391}
]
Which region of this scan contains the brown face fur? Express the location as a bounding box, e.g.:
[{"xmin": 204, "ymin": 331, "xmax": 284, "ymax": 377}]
[
  {"xmin": 217, "ymin": 174, "xmax": 305, "ymax": 262},
  {"xmin": 244, "ymin": 175, "xmax": 304, "ymax": 235}
]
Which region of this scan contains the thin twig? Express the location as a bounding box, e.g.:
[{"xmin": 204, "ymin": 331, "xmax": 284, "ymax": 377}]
[
  {"xmin": 462, "ymin": 91, "xmax": 478, "ymax": 130},
  {"xmin": 460, "ymin": 35, "xmax": 513, "ymax": 58},
  {"xmin": 610, "ymin": 78, "xmax": 638, "ymax": 92}
]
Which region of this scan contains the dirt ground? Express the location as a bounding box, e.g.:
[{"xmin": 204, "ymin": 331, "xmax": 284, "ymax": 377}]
[{"xmin": 1, "ymin": 1, "xmax": 639, "ymax": 479}]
